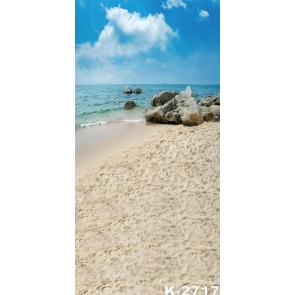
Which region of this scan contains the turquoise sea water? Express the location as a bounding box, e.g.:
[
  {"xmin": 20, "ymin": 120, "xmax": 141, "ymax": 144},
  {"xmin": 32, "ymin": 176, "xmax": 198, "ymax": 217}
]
[{"xmin": 75, "ymin": 84, "xmax": 220, "ymax": 128}]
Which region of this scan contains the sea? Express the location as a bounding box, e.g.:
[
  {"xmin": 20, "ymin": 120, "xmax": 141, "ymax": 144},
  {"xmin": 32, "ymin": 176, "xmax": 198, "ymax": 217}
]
[{"xmin": 75, "ymin": 84, "xmax": 220, "ymax": 129}]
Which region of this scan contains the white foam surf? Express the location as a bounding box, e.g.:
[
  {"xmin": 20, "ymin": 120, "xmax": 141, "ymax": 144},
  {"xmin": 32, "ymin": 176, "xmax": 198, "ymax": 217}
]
[
  {"xmin": 80, "ymin": 121, "xmax": 107, "ymax": 128},
  {"xmin": 124, "ymin": 118, "xmax": 145, "ymax": 123}
]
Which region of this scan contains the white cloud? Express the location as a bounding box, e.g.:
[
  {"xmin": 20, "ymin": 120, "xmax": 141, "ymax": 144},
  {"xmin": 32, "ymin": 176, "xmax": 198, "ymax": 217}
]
[
  {"xmin": 199, "ymin": 10, "xmax": 209, "ymax": 18},
  {"xmin": 161, "ymin": 0, "xmax": 187, "ymax": 9},
  {"xmin": 146, "ymin": 58, "xmax": 168, "ymax": 68},
  {"xmin": 76, "ymin": 6, "xmax": 178, "ymax": 68},
  {"xmin": 75, "ymin": 62, "xmax": 135, "ymax": 84}
]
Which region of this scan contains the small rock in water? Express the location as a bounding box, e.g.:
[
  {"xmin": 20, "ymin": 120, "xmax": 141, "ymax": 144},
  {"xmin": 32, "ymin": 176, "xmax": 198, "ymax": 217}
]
[
  {"xmin": 124, "ymin": 101, "xmax": 137, "ymax": 110},
  {"xmin": 133, "ymin": 88, "xmax": 143, "ymax": 94},
  {"xmin": 123, "ymin": 86, "xmax": 132, "ymax": 93}
]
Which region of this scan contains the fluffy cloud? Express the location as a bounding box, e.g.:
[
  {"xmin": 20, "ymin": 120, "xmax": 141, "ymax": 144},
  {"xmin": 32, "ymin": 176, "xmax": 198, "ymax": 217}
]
[
  {"xmin": 76, "ymin": 6, "xmax": 178, "ymax": 69},
  {"xmin": 161, "ymin": 0, "xmax": 187, "ymax": 9},
  {"xmin": 199, "ymin": 10, "xmax": 209, "ymax": 18}
]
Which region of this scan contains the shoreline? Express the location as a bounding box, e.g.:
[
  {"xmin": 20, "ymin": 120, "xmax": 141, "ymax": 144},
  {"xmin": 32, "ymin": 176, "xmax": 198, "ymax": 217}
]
[
  {"xmin": 75, "ymin": 85, "xmax": 220, "ymax": 130},
  {"xmin": 75, "ymin": 121, "xmax": 220, "ymax": 294},
  {"xmin": 75, "ymin": 121, "xmax": 175, "ymax": 180}
]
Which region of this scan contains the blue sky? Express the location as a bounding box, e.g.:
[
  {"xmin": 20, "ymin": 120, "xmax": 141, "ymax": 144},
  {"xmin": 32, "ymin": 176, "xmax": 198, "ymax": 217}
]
[{"xmin": 75, "ymin": 0, "xmax": 220, "ymax": 84}]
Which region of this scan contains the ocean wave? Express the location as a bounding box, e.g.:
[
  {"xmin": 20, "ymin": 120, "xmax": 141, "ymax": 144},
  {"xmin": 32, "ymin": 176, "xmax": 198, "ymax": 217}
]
[
  {"xmin": 76, "ymin": 109, "xmax": 112, "ymax": 117},
  {"xmin": 124, "ymin": 118, "xmax": 145, "ymax": 123},
  {"xmin": 79, "ymin": 121, "xmax": 107, "ymax": 128}
]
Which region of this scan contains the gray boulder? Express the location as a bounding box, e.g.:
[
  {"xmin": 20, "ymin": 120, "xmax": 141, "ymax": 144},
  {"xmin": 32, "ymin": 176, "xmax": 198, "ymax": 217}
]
[
  {"xmin": 165, "ymin": 111, "xmax": 182, "ymax": 124},
  {"xmin": 202, "ymin": 112, "xmax": 214, "ymax": 122},
  {"xmin": 179, "ymin": 99, "xmax": 204, "ymax": 126},
  {"xmin": 179, "ymin": 86, "xmax": 193, "ymax": 100},
  {"xmin": 133, "ymin": 88, "xmax": 142, "ymax": 94},
  {"xmin": 151, "ymin": 91, "xmax": 178, "ymax": 106},
  {"xmin": 124, "ymin": 101, "xmax": 136, "ymax": 110},
  {"xmin": 198, "ymin": 93, "xmax": 220, "ymax": 107},
  {"xmin": 162, "ymin": 98, "xmax": 177, "ymax": 114},
  {"xmin": 212, "ymin": 93, "xmax": 220, "ymax": 101},
  {"xmin": 213, "ymin": 97, "xmax": 220, "ymax": 105},
  {"xmin": 198, "ymin": 106, "xmax": 210, "ymax": 113},
  {"xmin": 145, "ymin": 107, "xmax": 167, "ymax": 123},
  {"xmin": 180, "ymin": 109, "xmax": 204, "ymax": 126},
  {"xmin": 208, "ymin": 105, "xmax": 220, "ymax": 117},
  {"xmin": 123, "ymin": 86, "xmax": 132, "ymax": 93}
]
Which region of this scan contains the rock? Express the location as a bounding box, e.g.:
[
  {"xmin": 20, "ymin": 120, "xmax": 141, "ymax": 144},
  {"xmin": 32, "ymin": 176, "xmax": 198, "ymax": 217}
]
[
  {"xmin": 213, "ymin": 115, "xmax": 220, "ymax": 122},
  {"xmin": 212, "ymin": 93, "xmax": 220, "ymax": 101},
  {"xmin": 208, "ymin": 105, "xmax": 220, "ymax": 117},
  {"xmin": 145, "ymin": 107, "xmax": 167, "ymax": 123},
  {"xmin": 123, "ymin": 86, "xmax": 132, "ymax": 93},
  {"xmin": 165, "ymin": 111, "xmax": 182, "ymax": 124},
  {"xmin": 179, "ymin": 99, "xmax": 204, "ymax": 126},
  {"xmin": 198, "ymin": 93, "xmax": 220, "ymax": 107},
  {"xmin": 162, "ymin": 98, "xmax": 177, "ymax": 114},
  {"xmin": 133, "ymin": 88, "xmax": 142, "ymax": 94},
  {"xmin": 198, "ymin": 106, "xmax": 209, "ymax": 113},
  {"xmin": 202, "ymin": 112, "xmax": 214, "ymax": 122},
  {"xmin": 174, "ymin": 94, "xmax": 183, "ymax": 105},
  {"xmin": 179, "ymin": 86, "xmax": 192, "ymax": 100},
  {"xmin": 213, "ymin": 97, "xmax": 220, "ymax": 105},
  {"xmin": 151, "ymin": 91, "xmax": 178, "ymax": 106},
  {"xmin": 181, "ymin": 110, "xmax": 204, "ymax": 126},
  {"xmin": 124, "ymin": 101, "xmax": 137, "ymax": 110}
]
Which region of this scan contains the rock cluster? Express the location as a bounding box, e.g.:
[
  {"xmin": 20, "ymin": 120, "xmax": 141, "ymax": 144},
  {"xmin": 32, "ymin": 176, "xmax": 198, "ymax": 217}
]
[
  {"xmin": 145, "ymin": 86, "xmax": 220, "ymax": 126},
  {"xmin": 122, "ymin": 86, "xmax": 142, "ymax": 110},
  {"xmin": 122, "ymin": 86, "xmax": 143, "ymax": 94}
]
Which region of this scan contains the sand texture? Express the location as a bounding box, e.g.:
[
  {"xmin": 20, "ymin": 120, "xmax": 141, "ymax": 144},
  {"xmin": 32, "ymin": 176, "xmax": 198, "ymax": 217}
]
[{"xmin": 76, "ymin": 122, "xmax": 220, "ymax": 295}]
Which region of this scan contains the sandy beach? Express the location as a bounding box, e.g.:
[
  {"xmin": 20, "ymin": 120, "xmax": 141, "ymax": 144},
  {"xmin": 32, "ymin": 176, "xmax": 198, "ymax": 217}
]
[{"xmin": 75, "ymin": 121, "xmax": 220, "ymax": 295}]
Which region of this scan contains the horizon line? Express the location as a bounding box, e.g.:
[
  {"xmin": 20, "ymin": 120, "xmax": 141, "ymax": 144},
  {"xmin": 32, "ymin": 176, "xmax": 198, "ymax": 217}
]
[{"xmin": 75, "ymin": 83, "xmax": 220, "ymax": 86}]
